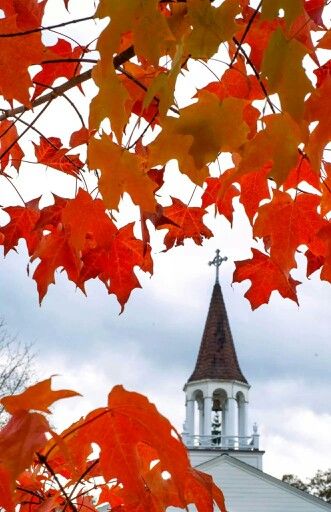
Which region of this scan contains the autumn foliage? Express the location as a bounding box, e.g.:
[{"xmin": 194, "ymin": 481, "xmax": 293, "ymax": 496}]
[
  {"xmin": 0, "ymin": 377, "xmax": 226, "ymax": 512},
  {"xmin": 0, "ymin": 0, "xmax": 331, "ymax": 310}
]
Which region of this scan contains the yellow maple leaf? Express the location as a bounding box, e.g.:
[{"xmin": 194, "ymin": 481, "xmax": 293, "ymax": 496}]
[
  {"xmin": 148, "ymin": 93, "xmax": 249, "ymax": 185},
  {"xmin": 88, "ymin": 135, "xmax": 157, "ymax": 212},
  {"xmin": 261, "ymin": 28, "xmax": 312, "ymax": 121},
  {"xmin": 186, "ymin": 0, "xmax": 240, "ymax": 60},
  {"xmin": 237, "ymin": 113, "xmax": 305, "ymax": 185},
  {"xmin": 261, "ymin": 0, "xmax": 304, "ymax": 28}
]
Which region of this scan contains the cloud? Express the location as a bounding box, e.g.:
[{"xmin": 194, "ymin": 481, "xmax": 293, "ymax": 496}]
[{"xmin": 0, "ymin": 235, "xmax": 331, "ymax": 482}]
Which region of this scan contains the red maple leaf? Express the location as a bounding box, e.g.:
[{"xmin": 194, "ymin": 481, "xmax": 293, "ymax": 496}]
[
  {"xmin": 33, "ymin": 137, "xmax": 83, "ymax": 176},
  {"xmin": 233, "ymin": 249, "xmax": 300, "ymax": 309},
  {"xmin": 202, "ymin": 177, "xmax": 239, "ymax": 224},
  {"xmin": 254, "ymin": 190, "xmax": 323, "ymax": 273},
  {"xmin": 80, "ymin": 224, "xmax": 153, "ymax": 310},
  {"xmin": 0, "ymin": 199, "xmax": 41, "ymax": 256},
  {"xmin": 158, "ymin": 198, "xmax": 213, "ymax": 250},
  {"xmin": 32, "ymin": 228, "xmax": 81, "ymax": 303},
  {"xmin": 0, "ymin": 120, "xmax": 24, "ymax": 172},
  {"xmin": 32, "ymin": 39, "xmax": 85, "ymax": 100}
]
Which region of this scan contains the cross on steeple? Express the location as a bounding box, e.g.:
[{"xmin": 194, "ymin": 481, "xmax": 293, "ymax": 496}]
[{"xmin": 208, "ymin": 249, "xmax": 227, "ymax": 284}]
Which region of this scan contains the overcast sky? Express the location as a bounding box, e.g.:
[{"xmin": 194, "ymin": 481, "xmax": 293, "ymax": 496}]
[
  {"xmin": 0, "ymin": 0, "xmax": 330, "ymax": 486},
  {"xmin": 1, "ymin": 215, "xmax": 331, "ymax": 481}
]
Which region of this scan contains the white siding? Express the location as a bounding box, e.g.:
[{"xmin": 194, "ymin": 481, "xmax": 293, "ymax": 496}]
[{"xmin": 200, "ymin": 458, "xmax": 330, "ymax": 512}]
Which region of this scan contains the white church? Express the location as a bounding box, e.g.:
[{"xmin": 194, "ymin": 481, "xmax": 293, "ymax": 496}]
[{"xmin": 180, "ymin": 250, "xmax": 331, "ymax": 512}]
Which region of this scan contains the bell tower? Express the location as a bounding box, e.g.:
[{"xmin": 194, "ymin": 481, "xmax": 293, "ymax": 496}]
[{"xmin": 182, "ymin": 250, "xmax": 263, "ymax": 469}]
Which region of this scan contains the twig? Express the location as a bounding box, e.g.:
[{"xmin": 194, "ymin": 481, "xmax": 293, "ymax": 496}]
[
  {"xmin": 232, "ymin": 36, "xmax": 277, "ymax": 114},
  {"xmin": 0, "ymin": 16, "xmax": 94, "ymax": 38},
  {"xmin": 37, "ymin": 453, "xmax": 78, "ymax": 512},
  {"xmin": 230, "ymin": 1, "xmax": 262, "ymax": 66}
]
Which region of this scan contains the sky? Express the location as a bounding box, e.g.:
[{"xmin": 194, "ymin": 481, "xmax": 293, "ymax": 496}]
[
  {"xmin": 1, "ymin": 219, "xmax": 331, "ymax": 481},
  {"xmin": 0, "ymin": 0, "xmax": 330, "ymax": 486}
]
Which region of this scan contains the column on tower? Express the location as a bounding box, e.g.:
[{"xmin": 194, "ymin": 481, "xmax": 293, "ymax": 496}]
[
  {"xmin": 203, "ymin": 395, "xmax": 213, "ymax": 441},
  {"xmin": 238, "ymin": 399, "xmax": 248, "ymax": 447},
  {"xmin": 225, "ymin": 396, "xmax": 237, "ymax": 447},
  {"xmin": 198, "ymin": 399, "xmax": 204, "ymax": 437},
  {"xmin": 185, "ymin": 398, "xmax": 195, "ymax": 438}
]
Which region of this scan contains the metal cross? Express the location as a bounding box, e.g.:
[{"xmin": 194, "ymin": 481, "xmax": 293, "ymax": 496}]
[{"xmin": 208, "ymin": 249, "xmax": 228, "ymax": 284}]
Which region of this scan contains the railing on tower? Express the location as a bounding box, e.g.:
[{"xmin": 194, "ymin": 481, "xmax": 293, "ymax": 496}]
[{"xmin": 182, "ymin": 423, "xmax": 260, "ymax": 451}]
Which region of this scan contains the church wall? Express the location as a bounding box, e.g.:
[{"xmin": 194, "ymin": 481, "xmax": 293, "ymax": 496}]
[{"xmin": 203, "ymin": 459, "xmax": 330, "ymax": 512}]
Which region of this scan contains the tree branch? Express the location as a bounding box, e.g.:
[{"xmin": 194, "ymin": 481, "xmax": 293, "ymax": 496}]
[
  {"xmin": 0, "ymin": 46, "xmax": 135, "ymax": 122},
  {"xmin": 0, "ymin": 16, "xmax": 94, "ymax": 38}
]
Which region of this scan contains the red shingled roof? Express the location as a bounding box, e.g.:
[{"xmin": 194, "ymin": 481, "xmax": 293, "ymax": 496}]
[{"xmin": 188, "ymin": 282, "xmax": 248, "ymax": 384}]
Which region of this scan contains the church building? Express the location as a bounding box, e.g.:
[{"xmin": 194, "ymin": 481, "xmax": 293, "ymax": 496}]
[{"xmin": 181, "ymin": 250, "xmax": 330, "ymax": 512}]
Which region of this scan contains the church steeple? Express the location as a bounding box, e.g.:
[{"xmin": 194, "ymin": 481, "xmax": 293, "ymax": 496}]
[
  {"xmin": 183, "ymin": 250, "xmax": 254, "ymax": 451},
  {"xmin": 188, "ymin": 280, "xmax": 248, "ymax": 384}
]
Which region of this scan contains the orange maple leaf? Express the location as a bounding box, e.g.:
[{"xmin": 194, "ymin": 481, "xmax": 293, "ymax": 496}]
[{"xmin": 1, "ymin": 377, "xmax": 80, "ymax": 414}]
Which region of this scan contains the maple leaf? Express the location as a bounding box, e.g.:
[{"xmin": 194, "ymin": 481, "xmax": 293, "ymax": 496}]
[
  {"xmin": 254, "ymin": 190, "xmax": 323, "ymax": 273},
  {"xmin": 80, "ymin": 224, "xmax": 153, "ymax": 310},
  {"xmin": 233, "ymin": 249, "xmax": 300, "ymax": 309},
  {"xmin": 304, "ymin": 0, "xmax": 325, "ymax": 26},
  {"xmin": 320, "ymin": 168, "xmax": 331, "ymax": 217},
  {"xmin": 0, "ymin": 15, "xmax": 47, "ymax": 105},
  {"xmin": 202, "ymin": 175, "xmax": 240, "ymax": 224},
  {"xmin": 32, "ymin": 39, "xmax": 84, "ymax": 100},
  {"xmin": 304, "ymin": 76, "xmax": 331, "ymax": 172},
  {"xmin": 31, "ymin": 228, "xmax": 81, "ymax": 303},
  {"xmin": 315, "ymin": 223, "xmax": 331, "ymax": 282},
  {"xmin": 239, "ymin": 165, "xmax": 271, "ymax": 224},
  {"xmin": 306, "ymin": 248, "xmax": 325, "ymax": 277},
  {"xmin": 0, "ymin": 199, "xmax": 41, "ymax": 256},
  {"xmin": 158, "ymin": 198, "xmax": 213, "ymax": 250},
  {"xmin": 186, "ymin": 0, "xmax": 240, "ymax": 59},
  {"xmin": 90, "ymin": 65, "xmax": 130, "ymax": 145},
  {"xmin": 0, "ymin": 411, "xmax": 49, "ymax": 493},
  {"xmin": 1, "ymin": 377, "xmax": 80, "ymax": 414},
  {"xmin": 34, "ymin": 195, "xmax": 68, "ymax": 231},
  {"xmin": 237, "ymin": 113, "xmax": 304, "ymax": 186},
  {"xmin": 261, "ymin": 0, "xmax": 303, "ymax": 28},
  {"xmin": 69, "ymin": 127, "xmax": 93, "ymax": 148},
  {"xmin": 61, "ymin": 189, "xmax": 117, "ymax": 251},
  {"xmin": 0, "ymin": 0, "xmax": 329, "ymax": 309},
  {"xmin": 283, "ymin": 156, "xmax": 320, "ymax": 191},
  {"xmin": 0, "ymin": 465, "xmax": 14, "ymax": 512},
  {"xmin": 235, "ymin": 14, "xmax": 282, "ymax": 70},
  {"xmin": 88, "ymin": 134, "xmax": 158, "ymax": 211},
  {"xmin": 120, "ymin": 62, "xmax": 164, "ymax": 125},
  {"xmin": 96, "ymin": 0, "xmax": 174, "ymax": 67},
  {"xmin": 0, "ymin": 119, "xmax": 24, "ymax": 172},
  {"xmin": 261, "ymin": 27, "xmax": 312, "ymax": 121},
  {"xmin": 33, "ymin": 137, "xmax": 83, "ymax": 177},
  {"xmin": 148, "ymin": 93, "xmax": 249, "ymax": 186},
  {"xmin": 11, "ymin": 0, "xmax": 47, "ymax": 30},
  {"xmin": 198, "ymin": 56, "xmax": 264, "ymax": 102}
]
